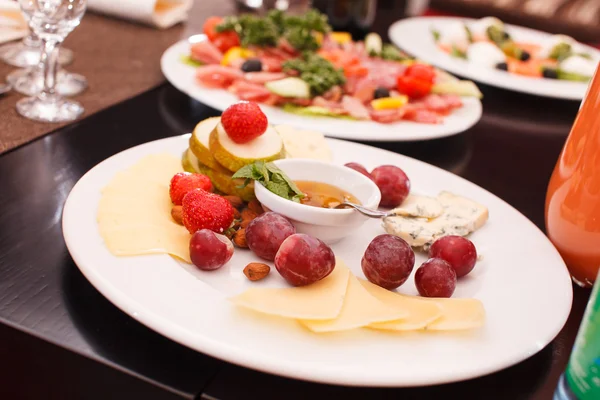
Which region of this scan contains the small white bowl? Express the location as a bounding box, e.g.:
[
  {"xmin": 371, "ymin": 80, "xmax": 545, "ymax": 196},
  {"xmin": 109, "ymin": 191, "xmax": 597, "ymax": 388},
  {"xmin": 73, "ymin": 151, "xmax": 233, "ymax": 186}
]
[{"xmin": 254, "ymin": 159, "xmax": 381, "ymax": 244}]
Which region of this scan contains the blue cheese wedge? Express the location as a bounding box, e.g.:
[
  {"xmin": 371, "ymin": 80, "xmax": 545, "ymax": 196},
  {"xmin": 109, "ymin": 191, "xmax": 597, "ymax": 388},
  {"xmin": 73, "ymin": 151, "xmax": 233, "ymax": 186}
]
[
  {"xmin": 383, "ymin": 191, "xmax": 488, "ymax": 249},
  {"xmin": 391, "ymin": 194, "xmax": 444, "ymax": 219}
]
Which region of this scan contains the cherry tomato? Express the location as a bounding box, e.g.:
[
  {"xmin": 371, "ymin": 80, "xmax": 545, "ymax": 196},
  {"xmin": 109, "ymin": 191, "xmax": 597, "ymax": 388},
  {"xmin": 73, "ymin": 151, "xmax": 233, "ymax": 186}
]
[
  {"xmin": 203, "ymin": 16, "xmax": 223, "ymax": 42},
  {"xmin": 405, "ymin": 64, "xmax": 436, "ymax": 83},
  {"xmin": 212, "ymin": 33, "xmax": 240, "ymax": 53},
  {"xmin": 203, "ymin": 16, "xmax": 240, "ymax": 53},
  {"xmin": 396, "ymin": 76, "xmax": 432, "ymax": 99}
]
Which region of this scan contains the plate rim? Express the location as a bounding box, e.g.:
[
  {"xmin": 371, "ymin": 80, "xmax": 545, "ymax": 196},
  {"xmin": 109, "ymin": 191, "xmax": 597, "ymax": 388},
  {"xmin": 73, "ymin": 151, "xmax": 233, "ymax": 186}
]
[
  {"xmin": 160, "ymin": 39, "xmax": 483, "ymax": 142},
  {"xmin": 388, "ymin": 16, "xmax": 597, "ymax": 101},
  {"xmin": 62, "ymin": 135, "xmax": 573, "ymax": 387}
]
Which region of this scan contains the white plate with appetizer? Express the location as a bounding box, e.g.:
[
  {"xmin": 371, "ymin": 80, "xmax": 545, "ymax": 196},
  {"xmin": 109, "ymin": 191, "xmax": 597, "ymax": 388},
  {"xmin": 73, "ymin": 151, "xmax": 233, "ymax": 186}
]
[
  {"xmin": 63, "ymin": 105, "xmax": 572, "ymax": 387},
  {"xmin": 389, "ymin": 17, "xmax": 600, "ymax": 100},
  {"xmin": 161, "ymin": 9, "xmax": 482, "ymax": 141}
]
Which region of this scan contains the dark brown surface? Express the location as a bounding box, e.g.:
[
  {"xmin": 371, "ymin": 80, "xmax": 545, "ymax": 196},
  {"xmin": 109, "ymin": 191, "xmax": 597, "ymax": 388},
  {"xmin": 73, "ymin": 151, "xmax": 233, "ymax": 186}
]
[
  {"xmin": 0, "ymin": 1, "xmax": 592, "ymax": 399},
  {"xmin": 0, "ymin": 13, "xmax": 184, "ymax": 154}
]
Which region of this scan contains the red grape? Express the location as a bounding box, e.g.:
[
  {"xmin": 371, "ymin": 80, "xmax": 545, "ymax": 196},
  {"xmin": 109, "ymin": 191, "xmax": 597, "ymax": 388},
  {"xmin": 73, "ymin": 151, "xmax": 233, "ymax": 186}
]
[
  {"xmin": 361, "ymin": 234, "xmax": 415, "ymax": 289},
  {"xmin": 429, "ymin": 236, "xmax": 477, "ymax": 278},
  {"xmin": 189, "ymin": 229, "xmax": 234, "ymax": 271},
  {"xmin": 274, "ymin": 233, "xmax": 335, "ymax": 286},
  {"xmin": 415, "ymin": 258, "xmax": 457, "ymax": 298},
  {"xmin": 371, "ymin": 165, "xmax": 410, "ymax": 207},
  {"xmin": 344, "ymin": 162, "xmax": 373, "ymax": 180},
  {"xmin": 246, "ymin": 212, "xmax": 296, "ymax": 261}
]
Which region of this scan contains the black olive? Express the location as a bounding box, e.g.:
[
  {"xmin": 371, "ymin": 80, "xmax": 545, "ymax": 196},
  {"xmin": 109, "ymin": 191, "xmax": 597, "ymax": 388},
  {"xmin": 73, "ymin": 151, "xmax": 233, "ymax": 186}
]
[
  {"xmin": 502, "ymin": 31, "xmax": 510, "ymax": 40},
  {"xmin": 241, "ymin": 59, "xmax": 262, "ymax": 72},
  {"xmin": 495, "ymin": 62, "xmax": 508, "ymax": 71},
  {"xmin": 519, "ymin": 50, "xmax": 531, "ymax": 62},
  {"xmin": 373, "ymin": 87, "xmax": 390, "ymax": 99},
  {"xmin": 542, "ymin": 67, "xmax": 559, "ymax": 79}
]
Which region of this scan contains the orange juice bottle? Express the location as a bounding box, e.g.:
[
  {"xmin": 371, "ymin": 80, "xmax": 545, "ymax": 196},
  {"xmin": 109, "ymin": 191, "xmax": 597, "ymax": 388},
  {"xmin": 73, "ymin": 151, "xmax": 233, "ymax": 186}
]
[{"xmin": 545, "ymin": 65, "xmax": 600, "ymax": 288}]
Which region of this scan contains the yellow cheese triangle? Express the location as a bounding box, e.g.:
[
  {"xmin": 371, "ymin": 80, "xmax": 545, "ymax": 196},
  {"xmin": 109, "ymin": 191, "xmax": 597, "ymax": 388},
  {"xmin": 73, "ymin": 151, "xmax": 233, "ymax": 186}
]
[
  {"xmin": 423, "ymin": 298, "xmax": 485, "ymax": 331},
  {"xmin": 299, "ymin": 273, "xmax": 409, "ymax": 333},
  {"xmin": 229, "ymin": 260, "xmax": 350, "ymax": 320},
  {"xmin": 97, "ymin": 154, "xmax": 192, "ymax": 263},
  {"xmin": 360, "ymin": 279, "xmax": 442, "ymax": 331}
]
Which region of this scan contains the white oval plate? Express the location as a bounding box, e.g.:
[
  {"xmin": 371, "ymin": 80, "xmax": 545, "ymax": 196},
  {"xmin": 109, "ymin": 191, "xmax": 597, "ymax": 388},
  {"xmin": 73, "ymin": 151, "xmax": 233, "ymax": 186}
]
[
  {"xmin": 161, "ymin": 39, "xmax": 482, "ymax": 142},
  {"xmin": 63, "ymin": 136, "xmax": 572, "ymax": 387},
  {"xmin": 389, "ymin": 17, "xmax": 600, "ymax": 100}
]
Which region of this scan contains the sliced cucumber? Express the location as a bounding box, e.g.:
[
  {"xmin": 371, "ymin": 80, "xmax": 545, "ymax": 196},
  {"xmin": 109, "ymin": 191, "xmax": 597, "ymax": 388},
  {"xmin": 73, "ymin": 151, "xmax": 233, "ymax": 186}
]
[
  {"xmin": 282, "ymin": 104, "xmax": 355, "ymax": 119},
  {"xmin": 265, "ymin": 77, "xmax": 310, "ymax": 99},
  {"xmin": 209, "ymin": 122, "xmax": 284, "ymax": 173},
  {"xmin": 557, "ymin": 69, "xmax": 590, "ymax": 82},
  {"xmin": 365, "ymin": 32, "xmax": 383, "ymax": 56},
  {"xmin": 189, "ymin": 116, "xmax": 220, "ymax": 169},
  {"xmin": 432, "ymin": 80, "xmax": 483, "ymax": 98}
]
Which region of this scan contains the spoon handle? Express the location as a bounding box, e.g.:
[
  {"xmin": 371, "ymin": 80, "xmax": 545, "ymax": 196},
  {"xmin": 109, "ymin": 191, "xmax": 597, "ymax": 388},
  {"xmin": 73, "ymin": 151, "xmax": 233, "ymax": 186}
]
[{"xmin": 336, "ymin": 201, "xmax": 391, "ymax": 218}]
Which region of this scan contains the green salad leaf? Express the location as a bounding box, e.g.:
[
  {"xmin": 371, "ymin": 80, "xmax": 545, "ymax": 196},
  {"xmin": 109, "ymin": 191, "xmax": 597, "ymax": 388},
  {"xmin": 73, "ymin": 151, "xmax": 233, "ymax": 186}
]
[
  {"xmin": 180, "ymin": 55, "xmax": 204, "ymax": 67},
  {"xmin": 232, "ymin": 161, "xmax": 305, "ymax": 202}
]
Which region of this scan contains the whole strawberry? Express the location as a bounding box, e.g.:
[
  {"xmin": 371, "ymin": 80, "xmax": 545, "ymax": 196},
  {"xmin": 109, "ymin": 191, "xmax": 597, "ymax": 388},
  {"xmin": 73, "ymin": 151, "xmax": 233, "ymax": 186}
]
[
  {"xmin": 181, "ymin": 189, "xmax": 235, "ymax": 234},
  {"xmin": 221, "ymin": 101, "xmax": 268, "ymax": 144},
  {"xmin": 169, "ymin": 172, "xmax": 213, "ymax": 205}
]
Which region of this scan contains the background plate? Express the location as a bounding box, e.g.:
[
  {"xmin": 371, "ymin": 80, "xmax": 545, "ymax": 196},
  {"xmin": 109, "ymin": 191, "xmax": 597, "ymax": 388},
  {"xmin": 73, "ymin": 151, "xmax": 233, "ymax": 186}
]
[
  {"xmin": 63, "ymin": 136, "xmax": 572, "ymax": 387},
  {"xmin": 161, "ymin": 40, "xmax": 482, "ymax": 142},
  {"xmin": 389, "ymin": 17, "xmax": 600, "ymax": 100}
]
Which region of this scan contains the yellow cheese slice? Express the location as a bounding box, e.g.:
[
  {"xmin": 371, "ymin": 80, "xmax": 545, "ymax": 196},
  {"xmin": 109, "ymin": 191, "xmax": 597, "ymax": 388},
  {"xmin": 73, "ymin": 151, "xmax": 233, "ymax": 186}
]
[
  {"xmin": 229, "ymin": 260, "xmax": 350, "ymax": 320},
  {"xmin": 360, "ymin": 279, "xmax": 442, "ymax": 331},
  {"xmin": 423, "ymin": 298, "xmax": 485, "ymax": 331},
  {"xmin": 97, "ymin": 154, "xmax": 192, "ymax": 263},
  {"xmin": 299, "ymin": 273, "xmax": 409, "ymax": 333}
]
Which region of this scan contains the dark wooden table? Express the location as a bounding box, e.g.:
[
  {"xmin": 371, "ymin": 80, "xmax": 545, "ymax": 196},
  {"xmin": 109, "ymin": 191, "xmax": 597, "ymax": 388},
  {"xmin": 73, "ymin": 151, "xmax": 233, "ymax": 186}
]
[{"xmin": 0, "ymin": 2, "xmax": 591, "ymax": 400}]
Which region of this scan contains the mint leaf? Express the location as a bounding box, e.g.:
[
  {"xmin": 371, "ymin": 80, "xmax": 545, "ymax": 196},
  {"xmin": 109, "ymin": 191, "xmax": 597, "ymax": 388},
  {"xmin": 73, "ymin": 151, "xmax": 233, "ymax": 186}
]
[
  {"xmin": 232, "ymin": 161, "xmax": 306, "ymax": 201},
  {"xmin": 266, "ymin": 181, "xmax": 290, "ymax": 198},
  {"xmin": 232, "ymin": 164, "xmax": 259, "ymax": 180},
  {"xmin": 265, "ymin": 163, "xmax": 304, "ymax": 198}
]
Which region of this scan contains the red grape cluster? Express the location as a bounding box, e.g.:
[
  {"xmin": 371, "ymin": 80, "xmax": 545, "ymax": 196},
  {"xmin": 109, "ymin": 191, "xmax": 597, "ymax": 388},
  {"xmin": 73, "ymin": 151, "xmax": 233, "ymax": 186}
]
[{"xmin": 362, "ymin": 234, "xmax": 478, "ymax": 298}]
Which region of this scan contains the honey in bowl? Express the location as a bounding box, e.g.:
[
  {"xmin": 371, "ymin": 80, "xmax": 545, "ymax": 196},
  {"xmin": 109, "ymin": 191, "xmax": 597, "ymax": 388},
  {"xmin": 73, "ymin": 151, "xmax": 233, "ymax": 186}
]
[{"xmin": 295, "ymin": 181, "xmax": 360, "ymax": 209}]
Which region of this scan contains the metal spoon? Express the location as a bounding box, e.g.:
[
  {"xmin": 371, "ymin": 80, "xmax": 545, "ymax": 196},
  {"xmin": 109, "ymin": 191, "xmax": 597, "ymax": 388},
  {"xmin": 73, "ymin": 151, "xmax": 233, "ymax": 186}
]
[
  {"xmin": 334, "ymin": 201, "xmax": 395, "ymax": 219},
  {"xmin": 0, "ymin": 82, "xmax": 11, "ymax": 95}
]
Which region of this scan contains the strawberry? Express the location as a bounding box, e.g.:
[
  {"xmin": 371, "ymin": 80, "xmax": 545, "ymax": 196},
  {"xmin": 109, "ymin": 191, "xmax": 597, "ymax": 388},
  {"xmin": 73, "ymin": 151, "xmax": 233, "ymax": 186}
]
[
  {"xmin": 169, "ymin": 172, "xmax": 213, "ymax": 206},
  {"xmin": 181, "ymin": 189, "xmax": 235, "ymax": 234},
  {"xmin": 220, "ymin": 101, "xmax": 268, "ymax": 144}
]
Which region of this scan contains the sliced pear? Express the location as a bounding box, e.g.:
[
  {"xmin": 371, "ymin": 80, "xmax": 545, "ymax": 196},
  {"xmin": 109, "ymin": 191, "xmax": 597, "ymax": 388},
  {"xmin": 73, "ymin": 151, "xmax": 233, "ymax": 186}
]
[
  {"xmin": 209, "ymin": 121, "xmax": 284, "ymax": 173},
  {"xmin": 189, "ymin": 116, "xmax": 221, "ymax": 169},
  {"xmin": 181, "ymin": 149, "xmax": 255, "ymax": 201}
]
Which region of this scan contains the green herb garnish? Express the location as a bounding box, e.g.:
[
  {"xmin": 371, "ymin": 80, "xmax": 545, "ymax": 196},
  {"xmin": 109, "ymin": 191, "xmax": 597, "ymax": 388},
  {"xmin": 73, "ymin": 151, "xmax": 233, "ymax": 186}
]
[
  {"xmin": 180, "ymin": 55, "xmax": 204, "ymax": 67},
  {"xmin": 216, "ymin": 9, "xmax": 330, "ymax": 51},
  {"xmin": 283, "ymin": 53, "xmax": 345, "ymax": 96},
  {"xmin": 232, "ymin": 161, "xmax": 305, "ymax": 202},
  {"xmin": 217, "ymin": 14, "xmax": 279, "ymax": 47},
  {"xmin": 431, "ymin": 28, "xmax": 440, "ymax": 42}
]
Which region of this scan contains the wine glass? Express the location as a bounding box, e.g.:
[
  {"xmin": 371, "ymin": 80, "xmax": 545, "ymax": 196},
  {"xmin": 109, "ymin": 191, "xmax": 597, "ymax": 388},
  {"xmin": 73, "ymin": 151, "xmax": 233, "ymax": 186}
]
[{"xmin": 16, "ymin": 0, "xmax": 86, "ymax": 123}]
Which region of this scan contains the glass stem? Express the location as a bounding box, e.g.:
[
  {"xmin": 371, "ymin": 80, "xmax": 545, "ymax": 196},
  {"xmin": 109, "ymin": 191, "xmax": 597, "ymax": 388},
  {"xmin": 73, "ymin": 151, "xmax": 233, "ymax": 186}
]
[
  {"xmin": 40, "ymin": 38, "xmax": 60, "ymax": 98},
  {"xmin": 23, "ymin": 32, "xmax": 40, "ymax": 47}
]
